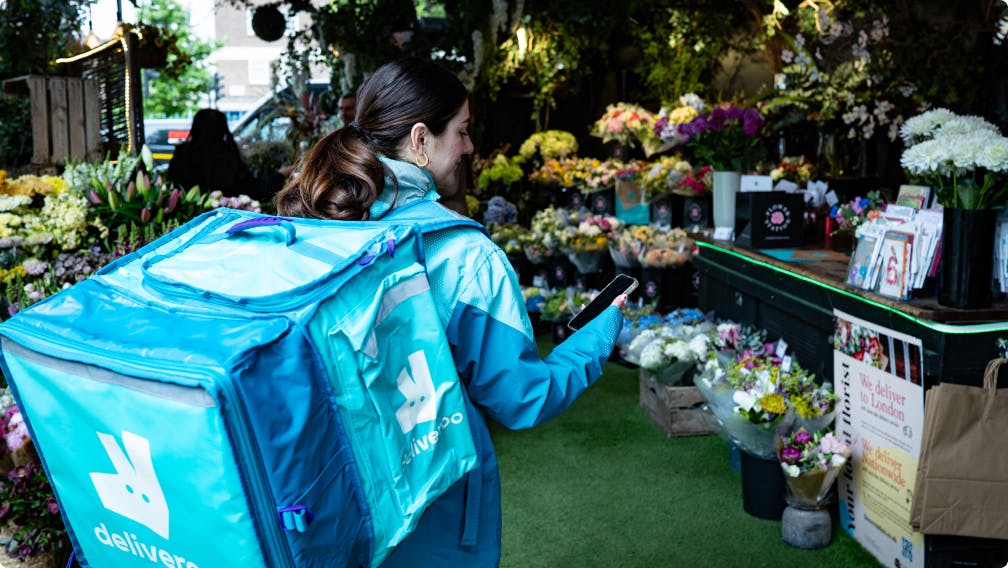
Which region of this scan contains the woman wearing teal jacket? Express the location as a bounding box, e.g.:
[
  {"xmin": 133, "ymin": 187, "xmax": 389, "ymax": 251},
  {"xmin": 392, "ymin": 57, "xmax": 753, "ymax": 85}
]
[{"xmin": 276, "ymin": 57, "xmax": 623, "ymax": 567}]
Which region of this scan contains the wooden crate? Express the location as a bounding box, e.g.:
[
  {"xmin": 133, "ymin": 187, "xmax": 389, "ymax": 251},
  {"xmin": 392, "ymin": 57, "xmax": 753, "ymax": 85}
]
[{"xmin": 638, "ymin": 369, "xmax": 715, "ymax": 437}]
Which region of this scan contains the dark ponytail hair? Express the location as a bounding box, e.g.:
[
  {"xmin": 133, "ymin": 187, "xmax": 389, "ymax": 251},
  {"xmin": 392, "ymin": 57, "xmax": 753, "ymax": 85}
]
[{"xmin": 276, "ymin": 57, "xmax": 469, "ymax": 220}]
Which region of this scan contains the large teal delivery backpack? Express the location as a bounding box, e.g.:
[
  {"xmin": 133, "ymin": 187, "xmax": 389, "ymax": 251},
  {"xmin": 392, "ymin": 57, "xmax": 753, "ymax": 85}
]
[{"xmin": 0, "ymin": 203, "xmax": 484, "ymax": 568}]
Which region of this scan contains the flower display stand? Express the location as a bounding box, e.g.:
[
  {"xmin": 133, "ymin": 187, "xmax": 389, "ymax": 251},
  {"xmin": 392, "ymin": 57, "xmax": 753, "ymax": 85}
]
[
  {"xmin": 781, "ymin": 503, "xmax": 832, "ymax": 549},
  {"xmin": 586, "ymin": 188, "xmax": 616, "ymax": 216},
  {"xmin": 739, "ymin": 450, "xmax": 787, "ymax": 520},
  {"xmin": 638, "ymin": 369, "xmax": 714, "ymax": 438},
  {"xmin": 639, "ymin": 264, "xmax": 697, "ymax": 312},
  {"xmin": 648, "ymin": 194, "xmax": 680, "ymax": 227},
  {"xmin": 682, "ymin": 194, "xmax": 712, "ymax": 231}
]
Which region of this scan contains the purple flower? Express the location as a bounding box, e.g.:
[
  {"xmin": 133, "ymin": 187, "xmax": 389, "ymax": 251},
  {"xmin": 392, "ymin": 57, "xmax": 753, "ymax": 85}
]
[
  {"xmin": 164, "ymin": 188, "xmax": 181, "ymax": 214},
  {"xmin": 45, "ymin": 496, "xmax": 59, "ymax": 515},
  {"xmin": 794, "ymin": 429, "xmax": 813, "ymax": 444},
  {"xmin": 781, "ymin": 445, "xmax": 802, "ymax": 464}
]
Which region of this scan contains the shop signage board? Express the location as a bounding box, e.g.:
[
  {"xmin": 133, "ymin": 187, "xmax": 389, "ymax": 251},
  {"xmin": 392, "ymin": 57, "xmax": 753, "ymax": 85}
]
[{"xmin": 833, "ymin": 309, "xmax": 925, "ymax": 568}]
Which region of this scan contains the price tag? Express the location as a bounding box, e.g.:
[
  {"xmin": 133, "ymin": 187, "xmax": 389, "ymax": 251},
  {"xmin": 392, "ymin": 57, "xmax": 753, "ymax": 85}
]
[
  {"xmin": 776, "ymin": 339, "xmax": 788, "ymax": 358},
  {"xmin": 781, "ymin": 355, "xmax": 793, "ymax": 373},
  {"xmin": 713, "ymin": 227, "xmax": 734, "ymax": 241},
  {"xmin": 825, "ymin": 189, "xmax": 840, "ymax": 207}
]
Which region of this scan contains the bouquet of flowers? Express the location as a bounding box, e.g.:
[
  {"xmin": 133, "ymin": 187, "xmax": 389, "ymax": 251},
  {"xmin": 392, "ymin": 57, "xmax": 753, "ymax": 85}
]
[
  {"xmin": 639, "ymin": 227, "xmax": 693, "ymax": 268},
  {"xmin": 627, "ymin": 324, "xmax": 712, "ymax": 386},
  {"xmin": 558, "ymin": 213, "xmax": 622, "ymax": 272},
  {"xmin": 899, "ymin": 108, "xmax": 1008, "ymax": 210},
  {"xmin": 540, "ymin": 287, "xmax": 592, "ymax": 322},
  {"xmin": 639, "ymin": 156, "xmax": 694, "ymax": 202},
  {"xmin": 488, "ymin": 223, "xmax": 527, "ymax": 255},
  {"xmin": 475, "ymin": 153, "xmax": 525, "ymax": 195},
  {"xmin": 0, "ymin": 403, "xmax": 66, "ymax": 561},
  {"xmin": 483, "ymin": 195, "xmax": 518, "ymax": 226},
  {"xmin": 519, "ymin": 130, "xmax": 579, "ymax": 162},
  {"xmin": 828, "ymin": 190, "xmax": 884, "ymax": 235},
  {"xmin": 673, "ymin": 164, "xmax": 713, "ymax": 196},
  {"xmin": 529, "ymin": 157, "xmax": 588, "ymax": 188},
  {"xmin": 653, "ymin": 93, "xmax": 706, "ymax": 149},
  {"xmin": 696, "ymin": 334, "xmax": 832, "ymax": 459},
  {"xmin": 616, "ymin": 302, "xmax": 663, "ymax": 352},
  {"xmin": 591, "ymin": 103, "xmax": 662, "ymax": 157},
  {"xmin": 776, "ymin": 427, "xmax": 851, "ymax": 508},
  {"xmin": 678, "ymin": 103, "xmax": 765, "ymax": 172},
  {"xmin": 582, "ymin": 159, "xmax": 625, "ymax": 193},
  {"xmin": 608, "ymin": 224, "xmax": 651, "ymax": 268},
  {"xmin": 522, "ymin": 206, "xmax": 568, "ymax": 263},
  {"xmin": 763, "ymin": 155, "xmax": 816, "ymax": 186}
]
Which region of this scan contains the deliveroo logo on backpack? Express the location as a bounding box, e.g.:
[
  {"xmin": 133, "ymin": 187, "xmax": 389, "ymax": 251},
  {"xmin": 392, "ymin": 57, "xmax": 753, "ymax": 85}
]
[
  {"xmin": 395, "ymin": 351, "xmax": 441, "ymax": 433},
  {"xmin": 89, "ymin": 430, "xmax": 169, "ymax": 539},
  {"xmin": 396, "ymin": 350, "xmax": 466, "ymax": 466}
]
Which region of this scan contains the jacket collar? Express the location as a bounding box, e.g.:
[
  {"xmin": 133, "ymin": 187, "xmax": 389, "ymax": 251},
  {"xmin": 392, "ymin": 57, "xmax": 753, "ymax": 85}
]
[{"xmin": 369, "ymin": 157, "xmax": 441, "ymax": 219}]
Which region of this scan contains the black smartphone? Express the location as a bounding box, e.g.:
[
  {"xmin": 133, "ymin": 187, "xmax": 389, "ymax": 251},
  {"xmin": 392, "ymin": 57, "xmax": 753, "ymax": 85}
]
[{"xmin": 567, "ymin": 274, "xmax": 638, "ymax": 331}]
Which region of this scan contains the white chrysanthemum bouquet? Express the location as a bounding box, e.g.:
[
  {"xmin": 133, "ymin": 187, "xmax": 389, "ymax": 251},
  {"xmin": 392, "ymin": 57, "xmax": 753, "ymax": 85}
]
[{"xmin": 899, "ymin": 108, "xmax": 1008, "ymax": 209}]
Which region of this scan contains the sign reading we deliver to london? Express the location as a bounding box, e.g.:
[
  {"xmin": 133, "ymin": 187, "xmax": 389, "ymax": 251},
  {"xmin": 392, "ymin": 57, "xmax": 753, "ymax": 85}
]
[{"xmin": 833, "ymin": 310, "xmax": 925, "ymax": 568}]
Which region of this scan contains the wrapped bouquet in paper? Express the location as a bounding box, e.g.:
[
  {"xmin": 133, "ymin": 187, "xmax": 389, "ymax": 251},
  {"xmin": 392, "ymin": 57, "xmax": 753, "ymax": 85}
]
[
  {"xmin": 695, "ymin": 325, "xmax": 836, "ymax": 459},
  {"xmin": 608, "ymin": 224, "xmax": 653, "ymax": 268},
  {"xmin": 639, "ymin": 227, "xmax": 694, "ymax": 268},
  {"xmin": 557, "ymin": 213, "xmax": 623, "ymax": 273},
  {"xmin": 522, "ymin": 206, "xmax": 568, "ymax": 264},
  {"xmin": 626, "ymin": 321, "xmax": 713, "ymax": 386},
  {"xmin": 776, "ymin": 427, "xmax": 851, "ymax": 508}
]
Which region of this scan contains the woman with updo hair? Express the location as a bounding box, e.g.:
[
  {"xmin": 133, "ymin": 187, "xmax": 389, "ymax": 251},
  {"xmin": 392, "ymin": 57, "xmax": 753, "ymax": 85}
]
[{"xmin": 277, "ymin": 56, "xmax": 624, "ymax": 566}]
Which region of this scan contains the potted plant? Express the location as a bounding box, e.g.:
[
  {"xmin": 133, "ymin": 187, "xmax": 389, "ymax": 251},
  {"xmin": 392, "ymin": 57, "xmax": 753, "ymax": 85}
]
[
  {"xmin": 677, "ymin": 102, "xmax": 765, "ymax": 235},
  {"xmin": 899, "ymin": 108, "xmax": 1008, "ymax": 308}
]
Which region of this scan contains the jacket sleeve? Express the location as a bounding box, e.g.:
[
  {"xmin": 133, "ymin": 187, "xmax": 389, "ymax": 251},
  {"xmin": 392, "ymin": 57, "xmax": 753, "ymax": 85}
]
[{"xmin": 444, "ymin": 246, "xmax": 622, "ymax": 430}]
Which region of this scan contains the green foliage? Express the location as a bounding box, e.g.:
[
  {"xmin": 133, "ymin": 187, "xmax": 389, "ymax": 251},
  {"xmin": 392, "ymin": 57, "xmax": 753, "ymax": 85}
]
[
  {"xmin": 485, "ymin": 17, "xmax": 589, "ymax": 128},
  {"xmin": 137, "ymin": 0, "xmax": 221, "ymax": 118},
  {"xmin": 631, "ymin": 3, "xmax": 748, "ymax": 107},
  {"xmin": 63, "ymin": 147, "xmax": 211, "ymax": 231},
  {"xmin": 0, "ymin": 95, "xmax": 31, "ymax": 168},
  {"xmin": 0, "ymin": 0, "xmax": 88, "ymax": 80}
]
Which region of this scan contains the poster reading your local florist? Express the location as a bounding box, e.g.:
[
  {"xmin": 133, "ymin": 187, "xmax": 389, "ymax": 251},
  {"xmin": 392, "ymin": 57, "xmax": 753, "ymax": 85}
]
[{"xmin": 833, "ymin": 310, "xmax": 925, "ymax": 568}]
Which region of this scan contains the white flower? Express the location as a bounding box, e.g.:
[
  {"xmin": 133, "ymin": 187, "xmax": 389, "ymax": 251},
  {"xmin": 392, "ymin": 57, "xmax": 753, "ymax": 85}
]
[
  {"xmin": 782, "ymin": 464, "xmax": 801, "ymax": 478},
  {"xmin": 732, "ymin": 389, "xmax": 758, "ymax": 412},
  {"xmin": 687, "ymin": 334, "xmax": 710, "ymax": 360},
  {"xmin": 830, "ymin": 454, "xmax": 847, "ymax": 468}
]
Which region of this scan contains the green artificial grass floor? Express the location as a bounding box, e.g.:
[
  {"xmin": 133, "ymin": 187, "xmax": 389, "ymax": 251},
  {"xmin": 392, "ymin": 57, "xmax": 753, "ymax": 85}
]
[{"xmin": 489, "ymin": 340, "xmax": 884, "ymax": 568}]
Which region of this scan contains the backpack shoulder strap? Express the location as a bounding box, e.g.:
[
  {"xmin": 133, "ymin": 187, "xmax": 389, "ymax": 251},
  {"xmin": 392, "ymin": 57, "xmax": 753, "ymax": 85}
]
[{"xmin": 381, "ymin": 200, "xmax": 488, "ymax": 236}]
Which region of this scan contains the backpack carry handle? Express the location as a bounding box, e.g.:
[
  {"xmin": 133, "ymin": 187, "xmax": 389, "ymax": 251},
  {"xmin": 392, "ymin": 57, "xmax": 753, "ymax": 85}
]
[{"xmin": 226, "ymin": 216, "xmax": 297, "ymax": 245}]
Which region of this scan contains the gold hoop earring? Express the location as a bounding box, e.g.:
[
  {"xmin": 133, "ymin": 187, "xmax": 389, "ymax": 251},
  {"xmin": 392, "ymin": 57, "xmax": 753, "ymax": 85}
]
[{"xmin": 415, "ymin": 151, "xmax": 430, "ymax": 168}]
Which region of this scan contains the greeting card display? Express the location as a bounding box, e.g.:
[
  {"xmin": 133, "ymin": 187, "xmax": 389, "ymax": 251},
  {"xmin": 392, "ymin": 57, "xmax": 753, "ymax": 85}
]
[{"xmin": 876, "ymin": 230, "xmax": 914, "ymax": 300}]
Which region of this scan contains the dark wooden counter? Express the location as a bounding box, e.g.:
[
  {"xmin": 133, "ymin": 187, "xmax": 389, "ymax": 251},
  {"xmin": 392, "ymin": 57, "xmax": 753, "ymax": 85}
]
[{"xmin": 692, "ymin": 236, "xmax": 1008, "ymax": 388}]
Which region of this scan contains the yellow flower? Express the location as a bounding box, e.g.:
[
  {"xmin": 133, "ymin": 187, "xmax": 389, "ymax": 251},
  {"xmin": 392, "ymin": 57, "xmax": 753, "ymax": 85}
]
[{"xmin": 760, "ymin": 393, "xmax": 787, "ymax": 415}]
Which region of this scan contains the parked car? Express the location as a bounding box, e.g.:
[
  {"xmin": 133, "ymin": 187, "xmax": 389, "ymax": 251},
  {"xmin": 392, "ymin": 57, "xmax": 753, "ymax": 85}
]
[
  {"xmin": 144, "ymin": 118, "xmax": 193, "ymax": 167},
  {"xmin": 231, "ymin": 82, "xmax": 336, "ymax": 147}
]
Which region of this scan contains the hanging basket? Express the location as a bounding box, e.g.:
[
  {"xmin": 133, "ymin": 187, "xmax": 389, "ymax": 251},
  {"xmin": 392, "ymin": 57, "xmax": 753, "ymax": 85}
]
[{"xmin": 252, "ymin": 6, "xmax": 286, "ymax": 42}]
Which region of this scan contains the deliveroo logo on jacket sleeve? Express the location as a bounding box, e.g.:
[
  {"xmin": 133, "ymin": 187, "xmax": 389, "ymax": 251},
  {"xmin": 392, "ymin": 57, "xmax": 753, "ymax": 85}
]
[
  {"xmin": 89, "ymin": 430, "xmax": 169, "ymax": 539},
  {"xmin": 396, "ymin": 350, "xmax": 466, "ymax": 466}
]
